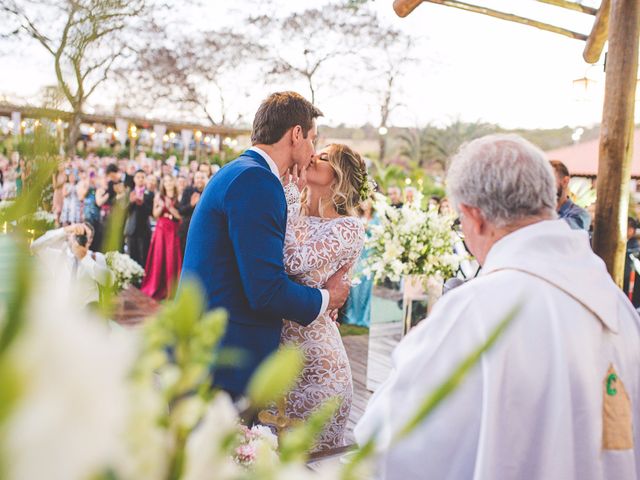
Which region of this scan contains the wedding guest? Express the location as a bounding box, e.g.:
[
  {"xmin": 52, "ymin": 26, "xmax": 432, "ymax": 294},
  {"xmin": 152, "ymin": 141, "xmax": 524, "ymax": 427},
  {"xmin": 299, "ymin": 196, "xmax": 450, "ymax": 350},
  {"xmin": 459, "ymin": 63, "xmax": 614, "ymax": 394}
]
[
  {"xmin": 145, "ymin": 173, "xmax": 158, "ymax": 194},
  {"xmin": 356, "ymin": 134, "xmax": 640, "ymax": 480},
  {"xmin": 387, "ymin": 186, "xmax": 403, "ymax": 209},
  {"xmin": 31, "ymin": 222, "xmax": 110, "ymax": 308},
  {"xmin": 404, "ymin": 186, "xmax": 417, "ymax": 205},
  {"xmin": 343, "ymin": 198, "xmax": 378, "ymax": 327},
  {"xmin": 52, "ymin": 163, "xmax": 67, "ymax": 225},
  {"xmin": 77, "ymin": 168, "xmax": 105, "ymax": 251},
  {"xmin": 124, "ymin": 161, "xmax": 137, "ymax": 190},
  {"xmin": 141, "ymin": 174, "xmax": 182, "ymax": 300},
  {"xmin": 176, "ymin": 175, "xmax": 188, "ymax": 204},
  {"xmin": 124, "ymin": 170, "xmax": 154, "ymax": 268},
  {"xmin": 60, "ymin": 172, "xmax": 81, "ymax": 225},
  {"xmin": 2, "ymin": 169, "xmax": 17, "ymax": 200},
  {"xmin": 550, "ymin": 160, "xmax": 591, "ymax": 231},
  {"xmin": 14, "ymin": 155, "xmax": 23, "ymax": 196},
  {"xmin": 198, "ymin": 162, "xmax": 212, "ymax": 179},
  {"xmin": 177, "ymin": 171, "xmax": 206, "ymax": 254},
  {"xmin": 623, "ymin": 216, "xmax": 640, "ymax": 307},
  {"xmin": 438, "ymin": 197, "xmax": 452, "ymax": 215}
]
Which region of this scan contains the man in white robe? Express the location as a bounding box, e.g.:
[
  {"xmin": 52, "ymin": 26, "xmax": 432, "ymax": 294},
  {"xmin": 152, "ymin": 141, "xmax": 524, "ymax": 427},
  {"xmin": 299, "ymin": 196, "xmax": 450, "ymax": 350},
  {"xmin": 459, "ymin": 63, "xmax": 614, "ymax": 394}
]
[{"xmin": 355, "ymin": 134, "xmax": 640, "ymax": 480}]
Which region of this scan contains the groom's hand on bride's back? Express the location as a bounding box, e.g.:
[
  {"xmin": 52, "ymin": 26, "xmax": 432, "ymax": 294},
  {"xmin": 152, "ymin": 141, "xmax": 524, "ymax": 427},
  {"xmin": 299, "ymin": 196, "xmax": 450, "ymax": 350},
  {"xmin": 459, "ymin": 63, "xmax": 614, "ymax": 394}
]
[{"xmin": 325, "ymin": 264, "xmax": 351, "ymax": 311}]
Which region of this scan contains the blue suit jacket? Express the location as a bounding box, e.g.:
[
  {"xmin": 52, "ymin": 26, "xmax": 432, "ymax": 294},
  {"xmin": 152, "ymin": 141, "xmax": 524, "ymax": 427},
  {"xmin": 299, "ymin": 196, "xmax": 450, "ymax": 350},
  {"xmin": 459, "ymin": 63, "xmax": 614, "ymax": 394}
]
[{"xmin": 181, "ymin": 150, "xmax": 322, "ymax": 396}]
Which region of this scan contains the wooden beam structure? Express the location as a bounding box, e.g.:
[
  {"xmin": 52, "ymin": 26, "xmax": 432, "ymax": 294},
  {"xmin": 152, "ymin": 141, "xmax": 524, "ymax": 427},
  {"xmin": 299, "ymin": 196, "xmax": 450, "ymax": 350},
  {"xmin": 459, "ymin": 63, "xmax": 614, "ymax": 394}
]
[
  {"xmin": 592, "ymin": 0, "xmax": 639, "ymax": 286},
  {"xmin": 394, "ymin": 0, "xmax": 588, "ymax": 41},
  {"xmin": 0, "ymin": 103, "xmax": 249, "ymax": 137},
  {"xmin": 583, "ymin": 0, "xmax": 611, "ymax": 63},
  {"xmin": 535, "ymin": 0, "xmax": 598, "ymax": 16},
  {"xmin": 396, "ymin": 0, "xmax": 599, "ymax": 18}
]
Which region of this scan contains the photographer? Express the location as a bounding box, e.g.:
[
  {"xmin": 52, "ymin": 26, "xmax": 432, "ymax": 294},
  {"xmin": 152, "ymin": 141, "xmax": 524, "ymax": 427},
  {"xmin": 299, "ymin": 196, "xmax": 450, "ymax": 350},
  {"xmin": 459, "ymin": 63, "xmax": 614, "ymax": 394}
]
[{"xmin": 31, "ymin": 222, "xmax": 111, "ymax": 307}]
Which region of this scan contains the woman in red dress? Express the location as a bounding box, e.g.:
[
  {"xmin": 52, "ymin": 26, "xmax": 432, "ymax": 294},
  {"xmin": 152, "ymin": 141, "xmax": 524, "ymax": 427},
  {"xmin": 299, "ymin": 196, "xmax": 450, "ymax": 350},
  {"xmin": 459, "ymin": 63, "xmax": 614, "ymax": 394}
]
[{"xmin": 141, "ymin": 174, "xmax": 182, "ymax": 300}]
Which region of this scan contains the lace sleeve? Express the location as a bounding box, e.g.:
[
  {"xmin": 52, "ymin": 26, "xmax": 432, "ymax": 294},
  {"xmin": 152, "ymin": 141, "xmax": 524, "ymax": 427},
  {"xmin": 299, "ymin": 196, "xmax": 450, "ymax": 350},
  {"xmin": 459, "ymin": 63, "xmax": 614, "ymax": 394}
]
[
  {"xmin": 284, "ymin": 216, "xmax": 365, "ymax": 279},
  {"xmin": 283, "ymin": 182, "xmax": 301, "ymax": 220},
  {"xmin": 335, "ymin": 217, "xmax": 366, "ymax": 270}
]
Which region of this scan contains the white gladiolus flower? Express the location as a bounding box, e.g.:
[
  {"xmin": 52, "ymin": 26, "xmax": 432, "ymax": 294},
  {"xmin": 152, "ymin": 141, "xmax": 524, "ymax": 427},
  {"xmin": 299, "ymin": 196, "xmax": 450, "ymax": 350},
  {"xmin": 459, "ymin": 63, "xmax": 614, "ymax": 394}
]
[
  {"xmin": 182, "ymin": 393, "xmax": 242, "ymax": 480},
  {"xmin": 2, "ymin": 269, "xmax": 135, "ymax": 480}
]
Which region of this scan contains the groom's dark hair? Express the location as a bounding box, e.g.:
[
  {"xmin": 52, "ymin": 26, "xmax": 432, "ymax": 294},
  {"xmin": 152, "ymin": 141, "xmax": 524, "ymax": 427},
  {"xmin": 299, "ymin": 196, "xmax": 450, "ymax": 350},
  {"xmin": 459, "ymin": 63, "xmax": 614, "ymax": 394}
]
[{"xmin": 251, "ymin": 91, "xmax": 323, "ymax": 145}]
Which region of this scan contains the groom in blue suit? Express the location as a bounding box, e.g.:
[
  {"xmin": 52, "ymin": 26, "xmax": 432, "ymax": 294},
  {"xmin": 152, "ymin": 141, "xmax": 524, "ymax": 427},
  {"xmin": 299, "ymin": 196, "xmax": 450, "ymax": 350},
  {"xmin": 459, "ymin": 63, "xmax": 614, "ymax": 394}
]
[{"xmin": 181, "ymin": 92, "xmax": 351, "ymax": 398}]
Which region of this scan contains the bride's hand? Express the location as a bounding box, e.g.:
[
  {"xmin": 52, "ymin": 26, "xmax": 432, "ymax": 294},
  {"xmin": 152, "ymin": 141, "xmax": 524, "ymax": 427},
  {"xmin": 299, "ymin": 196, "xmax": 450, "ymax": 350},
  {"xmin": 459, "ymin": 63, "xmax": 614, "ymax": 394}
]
[{"xmin": 284, "ymin": 164, "xmax": 307, "ymax": 192}]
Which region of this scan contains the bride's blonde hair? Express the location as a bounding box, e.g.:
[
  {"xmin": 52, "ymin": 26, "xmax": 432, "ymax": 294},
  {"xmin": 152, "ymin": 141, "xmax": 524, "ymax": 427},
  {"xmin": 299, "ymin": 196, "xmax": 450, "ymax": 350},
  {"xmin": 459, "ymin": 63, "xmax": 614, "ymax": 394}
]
[{"xmin": 303, "ymin": 143, "xmax": 367, "ymax": 217}]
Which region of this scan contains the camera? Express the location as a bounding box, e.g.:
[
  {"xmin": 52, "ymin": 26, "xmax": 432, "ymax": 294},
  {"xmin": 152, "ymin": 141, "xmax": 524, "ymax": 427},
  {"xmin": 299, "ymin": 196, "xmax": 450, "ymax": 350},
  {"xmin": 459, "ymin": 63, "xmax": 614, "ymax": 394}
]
[{"xmin": 75, "ymin": 234, "xmax": 88, "ymax": 247}]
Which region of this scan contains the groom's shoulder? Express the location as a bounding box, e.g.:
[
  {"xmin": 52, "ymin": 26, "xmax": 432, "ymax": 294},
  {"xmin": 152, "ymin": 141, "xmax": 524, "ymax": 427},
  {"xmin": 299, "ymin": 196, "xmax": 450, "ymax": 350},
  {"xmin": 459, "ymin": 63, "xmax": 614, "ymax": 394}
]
[{"xmin": 220, "ymin": 155, "xmax": 280, "ymax": 190}]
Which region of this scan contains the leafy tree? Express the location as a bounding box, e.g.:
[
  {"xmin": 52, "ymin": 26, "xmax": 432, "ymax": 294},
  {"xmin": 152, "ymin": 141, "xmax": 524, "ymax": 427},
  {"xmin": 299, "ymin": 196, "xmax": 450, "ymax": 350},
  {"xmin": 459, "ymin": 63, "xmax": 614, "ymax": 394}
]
[
  {"xmin": 1, "ymin": 0, "xmax": 152, "ymax": 156},
  {"xmin": 250, "ymin": 4, "xmax": 380, "ymax": 104},
  {"xmin": 121, "ymin": 29, "xmax": 260, "ymax": 131}
]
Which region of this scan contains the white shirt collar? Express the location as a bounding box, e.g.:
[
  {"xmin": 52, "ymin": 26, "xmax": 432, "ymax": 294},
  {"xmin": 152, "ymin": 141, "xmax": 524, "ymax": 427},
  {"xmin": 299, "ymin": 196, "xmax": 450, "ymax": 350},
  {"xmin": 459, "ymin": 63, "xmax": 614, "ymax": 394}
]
[{"xmin": 248, "ymin": 147, "xmax": 280, "ymax": 178}]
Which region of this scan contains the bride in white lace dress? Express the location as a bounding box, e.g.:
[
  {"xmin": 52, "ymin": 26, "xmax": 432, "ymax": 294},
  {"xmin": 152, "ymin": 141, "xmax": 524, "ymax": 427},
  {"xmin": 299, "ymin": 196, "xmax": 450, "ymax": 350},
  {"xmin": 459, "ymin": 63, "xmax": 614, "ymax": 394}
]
[{"xmin": 279, "ymin": 143, "xmax": 367, "ymax": 452}]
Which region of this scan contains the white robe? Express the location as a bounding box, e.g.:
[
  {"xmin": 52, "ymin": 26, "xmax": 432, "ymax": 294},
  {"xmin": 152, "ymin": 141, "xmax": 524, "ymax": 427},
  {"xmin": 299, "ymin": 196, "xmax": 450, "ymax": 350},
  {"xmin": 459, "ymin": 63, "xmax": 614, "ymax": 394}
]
[{"xmin": 355, "ymin": 220, "xmax": 640, "ymax": 480}]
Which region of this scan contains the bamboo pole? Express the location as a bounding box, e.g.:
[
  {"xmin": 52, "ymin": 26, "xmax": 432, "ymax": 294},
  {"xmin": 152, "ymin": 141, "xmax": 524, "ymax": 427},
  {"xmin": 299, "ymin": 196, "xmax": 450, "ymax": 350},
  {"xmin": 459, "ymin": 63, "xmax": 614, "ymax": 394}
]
[
  {"xmin": 592, "ymin": 0, "xmax": 639, "ymax": 286},
  {"xmin": 399, "ymin": 0, "xmax": 588, "ymax": 40},
  {"xmin": 393, "ymin": 0, "xmax": 423, "ymax": 17},
  {"xmin": 394, "ymin": 0, "xmax": 598, "ymax": 17},
  {"xmin": 583, "ymin": 0, "xmax": 611, "ymax": 63},
  {"xmin": 535, "ymin": 0, "xmax": 598, "ymax": 16}
]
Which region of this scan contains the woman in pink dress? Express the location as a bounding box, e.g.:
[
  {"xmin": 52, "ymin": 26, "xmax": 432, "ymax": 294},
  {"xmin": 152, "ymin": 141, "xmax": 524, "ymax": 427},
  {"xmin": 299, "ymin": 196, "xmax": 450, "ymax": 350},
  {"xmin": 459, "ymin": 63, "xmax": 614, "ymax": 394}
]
[{"xmin": 141, "ymin": 174, "xmax": 182, "ymax": 300}]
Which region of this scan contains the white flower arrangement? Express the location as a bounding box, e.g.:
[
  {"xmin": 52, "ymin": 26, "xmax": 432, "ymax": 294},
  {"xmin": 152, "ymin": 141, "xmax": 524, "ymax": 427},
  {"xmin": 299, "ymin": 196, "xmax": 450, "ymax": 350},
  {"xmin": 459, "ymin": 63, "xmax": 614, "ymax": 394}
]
[
  {"xmin": 105, "ymin": 251, "xmax": 145, "ymax": 293},
  {"xmin": 364, "ymin": 192, "xmax": 465, "ymax": 282}
]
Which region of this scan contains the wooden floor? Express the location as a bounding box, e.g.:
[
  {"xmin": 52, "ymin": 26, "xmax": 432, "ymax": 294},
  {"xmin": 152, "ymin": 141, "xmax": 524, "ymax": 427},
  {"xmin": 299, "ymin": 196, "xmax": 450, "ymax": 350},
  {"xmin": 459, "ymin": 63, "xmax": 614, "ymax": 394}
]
[
  {"xmin": 342, "ymin": 321, "xmax": 403, "ymax": 444},
  {"xmin": 113, "ymin": 287, "xmax": 404, "ymax": 446}
]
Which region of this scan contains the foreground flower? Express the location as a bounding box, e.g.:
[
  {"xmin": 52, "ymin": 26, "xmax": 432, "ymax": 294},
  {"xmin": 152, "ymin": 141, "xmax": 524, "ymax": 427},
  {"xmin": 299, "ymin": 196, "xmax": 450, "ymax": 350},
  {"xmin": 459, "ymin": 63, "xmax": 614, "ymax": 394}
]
[{"xmin": 2, "ymin": 267, "xmax": 135, "ymax": 480}]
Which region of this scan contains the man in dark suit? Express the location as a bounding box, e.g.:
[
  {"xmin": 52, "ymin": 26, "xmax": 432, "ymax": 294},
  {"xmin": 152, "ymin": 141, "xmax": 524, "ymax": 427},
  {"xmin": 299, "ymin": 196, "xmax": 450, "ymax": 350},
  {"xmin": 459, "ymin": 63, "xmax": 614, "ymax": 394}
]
[
  {"xmin": 177, "ymin": 171, "xmax": 207, "ymax": 255},
  {"xmin": 181, "ymin": 92, "xmax": 351, "ymax": 398},
  {"xmin": 125, "ymin": 170, "xmax": 153, "ymax": 268}
]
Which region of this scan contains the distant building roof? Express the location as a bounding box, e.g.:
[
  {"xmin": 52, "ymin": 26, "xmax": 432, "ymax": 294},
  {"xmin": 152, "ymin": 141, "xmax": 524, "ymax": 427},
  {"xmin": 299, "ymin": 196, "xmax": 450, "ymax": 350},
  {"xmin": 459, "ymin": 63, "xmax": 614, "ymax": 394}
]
[{"xmin": 546, "ymin": 129, "xmax": 640, "ymax": 178}]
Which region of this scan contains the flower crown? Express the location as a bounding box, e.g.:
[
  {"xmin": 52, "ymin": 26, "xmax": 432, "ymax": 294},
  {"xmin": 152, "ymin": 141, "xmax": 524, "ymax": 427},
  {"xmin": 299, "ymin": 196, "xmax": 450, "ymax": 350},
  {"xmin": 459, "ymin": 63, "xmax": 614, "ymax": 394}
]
[{"xmin": 358, "ymin": 172, "xmax": 376, "ymax": 201}]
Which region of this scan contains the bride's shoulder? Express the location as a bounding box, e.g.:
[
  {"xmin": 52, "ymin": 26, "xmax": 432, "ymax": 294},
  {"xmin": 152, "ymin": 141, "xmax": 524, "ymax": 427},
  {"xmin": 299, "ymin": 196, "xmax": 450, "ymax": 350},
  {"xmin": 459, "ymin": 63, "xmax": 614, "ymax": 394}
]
[{"xmin": 334, "ymin": 215, "xmax": 365, "ymax": 234}]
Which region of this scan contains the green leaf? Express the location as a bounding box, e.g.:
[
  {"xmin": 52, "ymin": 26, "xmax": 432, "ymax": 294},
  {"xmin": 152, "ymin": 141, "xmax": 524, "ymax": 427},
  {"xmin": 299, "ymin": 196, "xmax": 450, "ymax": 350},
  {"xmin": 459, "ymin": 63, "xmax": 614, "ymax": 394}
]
[
  {"xmin": 246, "ymin": 347, "xmax": 304, "ymax": 409},
  {"xmin": 98, "ymin": 198, "xmax": 128, "ymax": 318},
  {"xmin": 171, "ymin": 280, "xmax": 206, "ymax": 340},
  {"xmin": 0, "ymin": 237, "xmax": 31, "ymax": 355},
  {"xmin": 279, "ymin": 397, "xmax": 341, "ymax": 463}
]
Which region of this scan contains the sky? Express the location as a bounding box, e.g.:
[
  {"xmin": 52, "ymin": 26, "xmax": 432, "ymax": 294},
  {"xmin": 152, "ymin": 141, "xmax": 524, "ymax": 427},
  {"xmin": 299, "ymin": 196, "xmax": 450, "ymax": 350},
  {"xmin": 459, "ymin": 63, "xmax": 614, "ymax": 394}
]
[{"xmin": 0, "ymin": 0, "xmax": 629, "ymax": 130}]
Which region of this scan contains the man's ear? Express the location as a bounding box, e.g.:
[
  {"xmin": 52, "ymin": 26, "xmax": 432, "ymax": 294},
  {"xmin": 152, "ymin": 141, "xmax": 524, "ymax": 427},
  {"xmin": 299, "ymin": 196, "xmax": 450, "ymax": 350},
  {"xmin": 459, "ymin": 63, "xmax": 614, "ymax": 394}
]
[
  {"xmin": 290, "ymin": 125, "xmax": 302, "ymax": 145},
  {"xmin": 562, "ymin": 176, "xmax": 570, "ymax": 189},
  {"xmin": 459, "ymin": 203, "xmax": 485, "ymax": 234}
]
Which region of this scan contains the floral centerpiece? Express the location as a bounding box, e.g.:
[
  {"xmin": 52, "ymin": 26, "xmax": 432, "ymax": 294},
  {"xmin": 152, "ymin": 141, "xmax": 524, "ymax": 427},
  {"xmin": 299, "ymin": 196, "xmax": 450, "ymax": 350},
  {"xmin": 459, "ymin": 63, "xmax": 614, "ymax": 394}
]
[
  {"xmin": 364, "ymin": 192, "xmax": 464, "ymax": 283},
  {"xmin": 105, "ymin": 251, "xmax": 145, "ymax": 292}
]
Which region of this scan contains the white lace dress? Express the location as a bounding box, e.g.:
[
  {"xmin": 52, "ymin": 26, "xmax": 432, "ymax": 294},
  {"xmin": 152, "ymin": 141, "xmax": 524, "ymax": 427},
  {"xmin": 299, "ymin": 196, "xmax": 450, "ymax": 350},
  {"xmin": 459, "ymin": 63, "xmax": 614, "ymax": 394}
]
[{"xmin": 279, "ymin": 183, "xmax": 365, "ymax": 452}]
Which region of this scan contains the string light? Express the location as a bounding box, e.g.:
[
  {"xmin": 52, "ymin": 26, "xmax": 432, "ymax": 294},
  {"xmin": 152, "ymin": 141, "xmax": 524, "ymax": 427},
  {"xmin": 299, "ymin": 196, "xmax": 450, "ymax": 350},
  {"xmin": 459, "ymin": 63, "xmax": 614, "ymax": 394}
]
[
  {"xmin": 169, "ymin": 132, "xmax": 176, "ymax": 139},
  {"xmin": 162, "ymin": 134, "xmax": 169, "ymax": 142}
]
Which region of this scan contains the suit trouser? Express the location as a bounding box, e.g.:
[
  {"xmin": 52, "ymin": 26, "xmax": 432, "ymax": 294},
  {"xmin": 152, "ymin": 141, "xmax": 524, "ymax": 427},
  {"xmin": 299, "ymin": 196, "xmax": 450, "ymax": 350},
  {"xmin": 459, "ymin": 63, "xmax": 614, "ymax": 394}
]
[{"xmin": 126, "ymin": 232, "xmax": 151, "ymax": 268}]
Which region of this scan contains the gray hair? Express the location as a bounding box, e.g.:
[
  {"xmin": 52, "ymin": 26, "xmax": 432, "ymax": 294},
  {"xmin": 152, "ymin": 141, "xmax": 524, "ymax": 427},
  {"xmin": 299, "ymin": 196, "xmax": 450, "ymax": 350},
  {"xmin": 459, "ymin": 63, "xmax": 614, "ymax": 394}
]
[{"xmin": 446, "ymin": 134, "xmax": 557, "ymax": 228}]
